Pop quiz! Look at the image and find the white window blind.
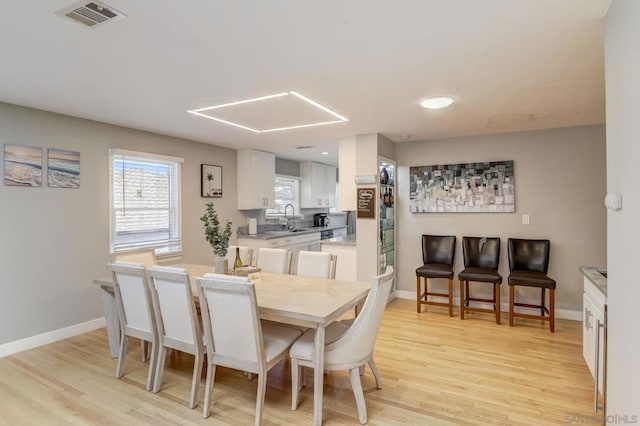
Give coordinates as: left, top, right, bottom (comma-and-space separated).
266, 175, 300, 217
109, 149, 183, 255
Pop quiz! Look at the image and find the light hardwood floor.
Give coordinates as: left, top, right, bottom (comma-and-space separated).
0, 299, 597, 425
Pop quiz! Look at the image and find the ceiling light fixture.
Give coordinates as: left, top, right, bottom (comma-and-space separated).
321, 151, 329, 155
187, 91, 348, 133
420, 96, 455, 110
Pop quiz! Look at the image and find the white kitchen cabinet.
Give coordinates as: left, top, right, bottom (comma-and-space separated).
237, 149, 275, 210
300, 161, 336, 208
583, 277, 605, 396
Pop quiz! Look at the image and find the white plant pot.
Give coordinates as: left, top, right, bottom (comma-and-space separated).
215, 257, 228, 275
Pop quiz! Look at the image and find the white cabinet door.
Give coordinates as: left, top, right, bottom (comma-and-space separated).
237, 150, 275, 210
323, 165, 336, 207
300, 161, 324, 208
583, 279, 605, 395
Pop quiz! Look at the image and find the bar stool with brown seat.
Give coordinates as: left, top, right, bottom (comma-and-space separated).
415, 235, 456, 316
507, 238, 556, 332
459, 237, 502, 324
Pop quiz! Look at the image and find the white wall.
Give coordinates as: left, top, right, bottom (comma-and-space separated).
605, 0, 640, 416
395, 125, 606, 315
0, 103, 243, 345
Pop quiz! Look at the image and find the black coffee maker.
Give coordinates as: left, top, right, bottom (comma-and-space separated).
313, 213, 330, 227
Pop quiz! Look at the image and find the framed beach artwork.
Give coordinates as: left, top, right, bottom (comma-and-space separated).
4, 144, 43, 187
409, 160, 515, 213
48, 148, 80, 188
201, 164, 222, 197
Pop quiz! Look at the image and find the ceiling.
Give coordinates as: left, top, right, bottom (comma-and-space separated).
0, 1, 611, 166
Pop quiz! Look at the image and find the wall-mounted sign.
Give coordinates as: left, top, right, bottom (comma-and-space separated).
357, 187, 376, 218
354, 174, 377, 185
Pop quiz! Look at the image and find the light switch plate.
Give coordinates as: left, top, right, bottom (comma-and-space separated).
522, 214, 530, 225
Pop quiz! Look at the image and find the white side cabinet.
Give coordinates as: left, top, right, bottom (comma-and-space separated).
237, 149, 275, 210
300, 161, 336, 208
583, 277, 605, 395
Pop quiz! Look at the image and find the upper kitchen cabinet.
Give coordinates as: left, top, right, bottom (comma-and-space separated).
237, 149, 275, 210
300, 161, 336, 208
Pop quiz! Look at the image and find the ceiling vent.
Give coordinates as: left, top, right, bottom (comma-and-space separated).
55, 1, 126, 28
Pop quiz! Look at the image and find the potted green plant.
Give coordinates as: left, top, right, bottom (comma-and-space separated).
200, 202, 233, 274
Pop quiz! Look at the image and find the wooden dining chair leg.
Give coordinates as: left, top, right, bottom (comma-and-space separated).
116, 334, 127, 379
509, 286, 515, 327
153, 346, 168, 393
368, 358, 382, 389
145, 339, 158, 391
448, 278, 453, 317
550, 289, 555, 333
495, 284, 501, 325
255, 373, 267, 426
416, 276, 421, 313
202, 364, 216, 418
459, 280, 465, 320
189, 351, 204, 409
349, 367, 368, 424
541, 288, 546, 316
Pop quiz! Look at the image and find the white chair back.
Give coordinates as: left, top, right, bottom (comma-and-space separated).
148, 266, 200, 346
296, 250, 335, 278
325, 266, 394, 363
226, 246, 253, 267
110, 262, 155, 334
112, 249, 157, 268
256, 248, 292, 274
198, 273, 263, 367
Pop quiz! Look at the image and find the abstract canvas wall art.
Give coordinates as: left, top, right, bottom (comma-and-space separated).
48, 149, 80, 188
409, 161, 515, 213
4, 144, 43, 187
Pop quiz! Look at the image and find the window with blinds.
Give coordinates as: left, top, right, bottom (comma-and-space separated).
109, 149, 183, 255
266, 175, 300, 217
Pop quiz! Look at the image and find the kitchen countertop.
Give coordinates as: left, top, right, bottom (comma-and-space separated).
580, 266, 607, 297
321, 234, 356, 246
239, 225, 348, 240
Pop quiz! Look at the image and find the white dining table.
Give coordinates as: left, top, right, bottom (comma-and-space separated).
93, 263, 370, 426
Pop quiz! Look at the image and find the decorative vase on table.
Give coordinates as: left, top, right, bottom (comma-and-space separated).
201, 202, 233, 275
215, 256, 229, 275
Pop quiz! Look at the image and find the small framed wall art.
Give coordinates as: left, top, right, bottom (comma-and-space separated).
201, 164, 222, 198
48, 148, 80, 189
4, 144, 43, 187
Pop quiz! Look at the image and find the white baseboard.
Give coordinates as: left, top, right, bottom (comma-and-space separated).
394, 290, 582, 321
0, 317, 106, 359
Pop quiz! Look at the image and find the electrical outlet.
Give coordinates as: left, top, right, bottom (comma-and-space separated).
522, 214, 530, 225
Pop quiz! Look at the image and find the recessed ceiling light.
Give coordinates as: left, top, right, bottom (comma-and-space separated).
420, 96, 455, 110
187, 91, 348, 133
400, 134, 411, 140
321, 151, 329, 155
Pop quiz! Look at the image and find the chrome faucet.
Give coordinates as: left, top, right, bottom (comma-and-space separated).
284, 203, 295, 230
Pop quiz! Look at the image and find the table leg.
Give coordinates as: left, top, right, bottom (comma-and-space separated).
313, 325, 326, 426
99, 286, 120, 358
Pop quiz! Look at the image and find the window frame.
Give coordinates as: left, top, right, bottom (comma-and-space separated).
265, 174, 301, 219
108, 149, 184, 257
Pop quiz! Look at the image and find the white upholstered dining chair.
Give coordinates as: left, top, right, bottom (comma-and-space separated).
147, 266, 205, 409
197, 273, 302, 425
289, 266, 394, 424
256, 248, 292, 274
296, 250, 337, 279
108, 262, 158, 391
226, 245, 253, 267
